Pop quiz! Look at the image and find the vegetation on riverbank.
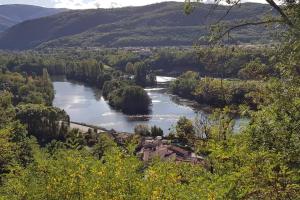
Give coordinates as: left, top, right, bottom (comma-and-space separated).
0, 44, 274, 78
0, 1, 299, 198
0, 27, 299, 199
170, 71, 266, 109
0, 53, 153, 114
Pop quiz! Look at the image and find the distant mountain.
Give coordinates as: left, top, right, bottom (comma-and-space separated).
0, 2, 275, 50
0, 4, 67, 32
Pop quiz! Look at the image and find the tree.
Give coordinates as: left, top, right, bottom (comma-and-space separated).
134, 62, 147, 87
170, 71, 200, 98
103, 80, 151, 114
121, 86, 151, 114
134, 124, 150, 136
150, 126, 163, 137
0, 122, 33, 175
194, 113, 211, 139
16, 104, 68, 144
175, 117, 195, 143
93, 134, 116, 160
0, 127, 18, 174
184, 0, 299, 43
0, 91, 15, 128
238, 58, 273, 80
125, 62, 135, 74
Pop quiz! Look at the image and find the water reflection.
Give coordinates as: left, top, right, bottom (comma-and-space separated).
53, 77, 248, 134
53, 78, 200, 133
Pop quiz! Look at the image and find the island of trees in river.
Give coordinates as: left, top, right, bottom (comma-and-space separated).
0, 1, 299, 199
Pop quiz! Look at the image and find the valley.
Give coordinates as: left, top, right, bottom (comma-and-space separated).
0, 1, 299, 199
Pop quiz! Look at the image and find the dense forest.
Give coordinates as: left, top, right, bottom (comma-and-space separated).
0, 1, 299, 200
0, 45, 274, 77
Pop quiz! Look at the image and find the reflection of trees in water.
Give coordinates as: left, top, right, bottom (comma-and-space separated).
169, 94, 206, 112
52, 75, 103, 101
50, 75, 67, 82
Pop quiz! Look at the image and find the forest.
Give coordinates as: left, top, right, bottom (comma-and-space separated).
0, 1, 299, 200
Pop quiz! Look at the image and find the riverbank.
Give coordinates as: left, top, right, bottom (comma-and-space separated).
53, 77, 248, 135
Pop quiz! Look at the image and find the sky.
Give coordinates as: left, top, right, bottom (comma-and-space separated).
0, 0, 266, 9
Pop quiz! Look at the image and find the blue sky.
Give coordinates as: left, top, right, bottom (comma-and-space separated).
0, 0, 266, 9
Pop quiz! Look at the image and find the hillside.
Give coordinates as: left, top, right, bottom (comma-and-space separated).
0, 2, 275, 50
0, 4, 66, 32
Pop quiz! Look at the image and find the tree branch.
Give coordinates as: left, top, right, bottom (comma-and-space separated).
213, 19, 284, 42
265, 0, 294, 27
215, 3, 239, 25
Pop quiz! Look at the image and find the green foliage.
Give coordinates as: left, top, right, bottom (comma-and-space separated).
134, 124, 150, 137
0, 146, 143, 200
103, 80, 151, 114
176, 117, 195, 143
0, 46, 273, 81
92, 134, 117, 160
0, 122, 34, 175
0, 91, 15, 127
238, 58, 274, 80
171, 72, 266, 108
16, 104, 68, 144
0, 4, 299, 198
247, 96, 300, 165
134, 125, 164, 137
150, 126, 164, 137
170, 71, 200, 98
0, 70, 54, 105
65, 59, 111, 87
133, 62, 147, 87
121, 86, 151, 114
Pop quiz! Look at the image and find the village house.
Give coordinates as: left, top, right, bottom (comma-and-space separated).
138, 137, 204, 164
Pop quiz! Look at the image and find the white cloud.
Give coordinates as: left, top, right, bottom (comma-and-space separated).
54, 0, 268, 9
0, 0, 268, 9
53, 0, 185, 9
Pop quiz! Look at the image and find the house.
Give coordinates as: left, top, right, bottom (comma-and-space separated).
138, 137, 204, 164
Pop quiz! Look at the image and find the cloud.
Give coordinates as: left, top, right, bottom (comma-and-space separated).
54, 0, 98, 9
0, 0, 55, 7
53, 0, 184, 9
0, 0, 267, 9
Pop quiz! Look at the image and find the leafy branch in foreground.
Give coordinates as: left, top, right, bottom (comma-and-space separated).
184, 0, 299, 42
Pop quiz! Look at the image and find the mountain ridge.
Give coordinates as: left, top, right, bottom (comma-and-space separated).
0, 2, 275, 50
0, 4, 67, 32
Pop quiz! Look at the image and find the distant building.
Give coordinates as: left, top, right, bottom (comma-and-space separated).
138, 137, 204, 164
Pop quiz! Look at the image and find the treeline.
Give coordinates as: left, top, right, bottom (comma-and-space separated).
0, 46, 275, 81
170, 71, 266, 109
2, 54, 114, 88
102, 47, 275, 78
0, 67, 54, 106
0, 52, 152, 114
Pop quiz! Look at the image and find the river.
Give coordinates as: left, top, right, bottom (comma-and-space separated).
53, 76, 248, 134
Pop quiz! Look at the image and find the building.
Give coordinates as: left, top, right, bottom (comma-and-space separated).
138, 137, 204, 164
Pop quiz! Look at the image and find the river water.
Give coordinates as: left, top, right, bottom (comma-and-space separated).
53, 76, 248, 134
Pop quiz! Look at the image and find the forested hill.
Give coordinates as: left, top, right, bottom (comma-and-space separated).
0, 4, 66, 32
0, 2, 274, 50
